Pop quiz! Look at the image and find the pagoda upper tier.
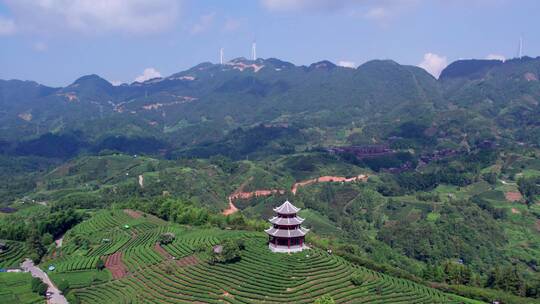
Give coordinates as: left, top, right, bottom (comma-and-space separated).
273, 200, 300, 215
269, 215, 305, 226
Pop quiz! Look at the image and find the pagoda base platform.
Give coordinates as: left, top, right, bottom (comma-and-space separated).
268, 243, 309, 253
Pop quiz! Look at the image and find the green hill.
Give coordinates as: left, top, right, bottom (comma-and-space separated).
47, 209, 477, 304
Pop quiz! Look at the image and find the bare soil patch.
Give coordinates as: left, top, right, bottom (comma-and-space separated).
511, 208, 521, 214
154, 243, 174, 259
505, 192, 523, 202
124, 209, 143, 218
154, 244, 199, 267
176, 255, 199, 267
105, 252, 128, 279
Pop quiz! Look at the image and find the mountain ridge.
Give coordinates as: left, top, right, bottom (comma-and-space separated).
0, 56, 539, 159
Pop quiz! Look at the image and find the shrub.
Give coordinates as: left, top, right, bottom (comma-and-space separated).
66, 292, 81, 304
314, 294, 335, 304
416, 192, 440, 202
350, 273, 363, 286
57, 279, 70, 293
164, 262, 174, 275
235, 239, 246, 250
193, 243, 208, 253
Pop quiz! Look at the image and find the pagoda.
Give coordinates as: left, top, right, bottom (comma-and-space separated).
265, 200, 309, 253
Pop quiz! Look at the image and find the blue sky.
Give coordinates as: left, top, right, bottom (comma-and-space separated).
0, 0, 538, 86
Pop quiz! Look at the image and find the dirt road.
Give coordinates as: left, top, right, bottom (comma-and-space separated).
21, 259, 68, 304
224, 174, 369, 215
55, 235, 64, 248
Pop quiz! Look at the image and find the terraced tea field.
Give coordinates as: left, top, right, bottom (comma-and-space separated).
0, 272, 43, 303
0, 240, 29, 269
44, 209, 478, 303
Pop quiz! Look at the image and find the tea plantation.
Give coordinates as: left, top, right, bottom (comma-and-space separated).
0, 273, 43, 303
0, 240, 30, 269
40, 210, 480, 303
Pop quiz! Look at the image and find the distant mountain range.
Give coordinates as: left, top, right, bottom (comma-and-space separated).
1, 56, 539, 159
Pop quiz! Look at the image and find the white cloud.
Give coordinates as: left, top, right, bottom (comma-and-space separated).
337, 60, 356, 68
111, 80, 125, 86
4, 0, 180, 35
418, 52, 448, 78
134, 68, 162, 83
223, 18, 241, 32
261, 0, 418, 18
485, 54, 505, 62
0, 16, 16, 35
190, 12, 216, 35
364, 7, 390, 20
260, 0, 353, 12
33, 42, 48, 52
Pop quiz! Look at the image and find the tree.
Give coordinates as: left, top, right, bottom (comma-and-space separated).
443, 261, 472, 285
42, 233, 54, 246
222, 240, 241, 262
31, 277, 48, 296
26, 229, 46, 262
486, 266, 526, 296
159, 232, 175, 245
96, 259, 105, 271
482, 172, 498, 185
210, 239, 241, 264
314, 295, 335, 304
517, 177, 540, 208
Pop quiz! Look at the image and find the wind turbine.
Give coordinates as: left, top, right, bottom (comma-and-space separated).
518, 36, 523, 59
251, 41, 257, 61
220, 48, 224, 64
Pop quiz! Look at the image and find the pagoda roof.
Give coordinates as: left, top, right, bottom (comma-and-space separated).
269, 216, 304, 226
273, 200, 300, 214
265, 227, 309, 238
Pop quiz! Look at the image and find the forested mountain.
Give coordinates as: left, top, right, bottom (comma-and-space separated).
1, 56, 539, 161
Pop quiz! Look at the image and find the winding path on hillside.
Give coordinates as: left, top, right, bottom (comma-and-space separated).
21, 259, 68, 304
222, 202, 239, 216
223, 174, 368, 215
